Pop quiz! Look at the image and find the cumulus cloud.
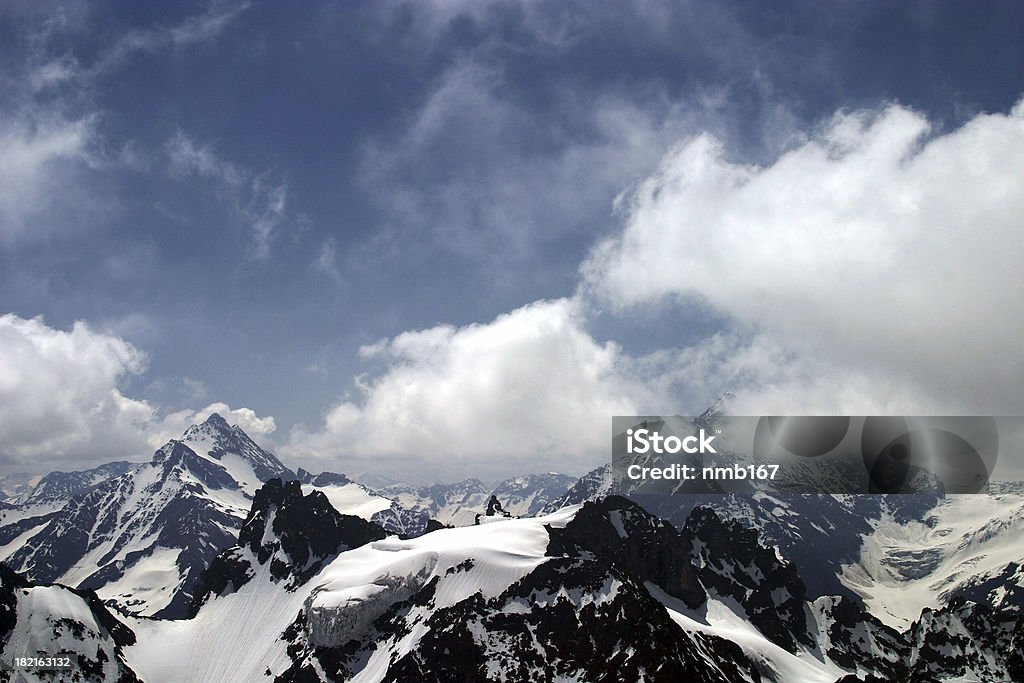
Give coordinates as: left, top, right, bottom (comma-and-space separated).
289, 99, 1024, 481
165, 131, 289, 260
0, 314, 276, 470
284, 299, 651, 479
0, 314, 151, 463
582, 100, 1024, 413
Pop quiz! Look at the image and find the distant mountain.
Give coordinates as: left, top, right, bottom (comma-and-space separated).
540, 464, 612, 513
293, 468, 425, 537
377, 477, 491, 527
488, 472, 577, 516
0, 473, 43, 503
0, 461, 141, 573
19, 461, 138, 508
378, 472, 575, 527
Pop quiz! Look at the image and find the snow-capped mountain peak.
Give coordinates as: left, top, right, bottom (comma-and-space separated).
1, 416, 298, 618
180, 412, 294, 483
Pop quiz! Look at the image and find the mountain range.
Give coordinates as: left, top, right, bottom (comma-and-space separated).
1, 414, 1022, 681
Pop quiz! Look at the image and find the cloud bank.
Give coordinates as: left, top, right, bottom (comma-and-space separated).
0, 314, 275, 469
583, 100, 1024, 414
285, 299, 650, 478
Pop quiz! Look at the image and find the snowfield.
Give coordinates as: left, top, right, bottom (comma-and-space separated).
841, 491, 1024, 629
301, 482, 393, 521
123, 507, 579, 682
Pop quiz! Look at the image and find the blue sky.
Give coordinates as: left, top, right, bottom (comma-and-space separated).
2, 1, 1022, 482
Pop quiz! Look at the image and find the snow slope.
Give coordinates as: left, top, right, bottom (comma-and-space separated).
653, 585, 845, 683
123, 507, 578, 682
301, 482, 393, 521
841, 490, 1024, 629
0, 565, 140, 681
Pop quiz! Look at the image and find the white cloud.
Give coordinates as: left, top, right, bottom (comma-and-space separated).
0, 314, 151, 463
165, 131, 288, 260
654, 332, 944, 416
582, 100, 1024, 413
87, 2, 251, 80
0, 314, 276, 470
0, 112, 99, 244
284, 298, 651, 479
297, 98, 1024, 480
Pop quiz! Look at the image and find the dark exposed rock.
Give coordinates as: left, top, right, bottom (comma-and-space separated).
0, 562, 28, 637
277, 557, 760, 683
681, 505, 812, 652
191, 479, 388, 613
294, 469, 351, 487
812, 595, 908, 680
371, 503, 433, 537
0, 509, 61, 547
908, 597, 1024, 682
636, 493, 880, 601
547, 495, 706, 609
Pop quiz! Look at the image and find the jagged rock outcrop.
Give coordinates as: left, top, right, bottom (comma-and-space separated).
681, 505, 812, 652
191, 478, 388, 612
547, 495, 706, 609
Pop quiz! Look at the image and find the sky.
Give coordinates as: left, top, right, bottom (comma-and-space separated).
1, 0, 1022, 483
